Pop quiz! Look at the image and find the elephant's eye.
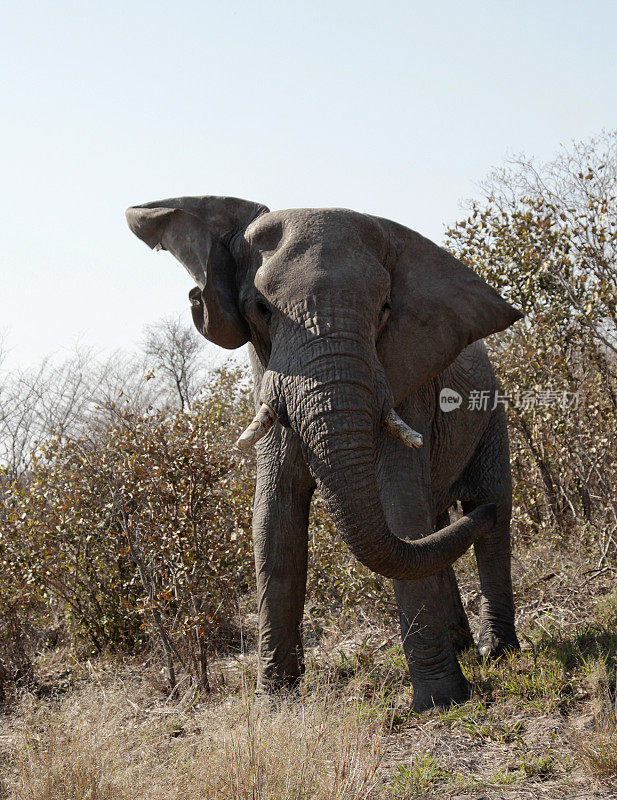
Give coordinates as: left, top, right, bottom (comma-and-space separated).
379, 300, 392, 325
255, 299, 272, 324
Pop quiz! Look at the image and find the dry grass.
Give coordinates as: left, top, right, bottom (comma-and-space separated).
1, 631, 616, 800
1, 537, 617, 799
0, 668, 389, 800
573, 659, 617, 782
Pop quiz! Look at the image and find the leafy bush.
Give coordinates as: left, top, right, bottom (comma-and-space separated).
1, 362, 392, 692
6, 367, 255, 690
0, 472, 41, 695
445, 132, 617, 550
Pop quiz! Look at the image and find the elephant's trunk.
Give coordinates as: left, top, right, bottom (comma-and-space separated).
263, 316, 495, 581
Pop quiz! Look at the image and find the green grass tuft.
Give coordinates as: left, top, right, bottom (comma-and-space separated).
390, 754, 449, 796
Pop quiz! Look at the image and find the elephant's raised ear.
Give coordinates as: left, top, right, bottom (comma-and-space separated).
375, 217, 523, 404
126, 196, 269, 349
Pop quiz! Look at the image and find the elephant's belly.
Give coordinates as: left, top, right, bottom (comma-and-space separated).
429, 343, 498, 507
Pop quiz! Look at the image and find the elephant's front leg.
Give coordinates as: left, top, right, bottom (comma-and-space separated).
394, 575, 471, 711
252, 424, 315, 692
377, 414, 470, 711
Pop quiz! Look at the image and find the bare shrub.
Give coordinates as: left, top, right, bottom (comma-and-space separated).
142, 316, 207, 412
0, 345, 158, 473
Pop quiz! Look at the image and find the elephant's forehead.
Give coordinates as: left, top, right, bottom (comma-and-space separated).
247, 209, 389, 303
247, 208, 390, 300
245, 208, 387, 257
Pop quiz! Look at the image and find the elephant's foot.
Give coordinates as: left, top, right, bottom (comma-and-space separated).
450, 620, 475, 655
256, 643, 305, 696
476, 626, 520, 659
411, 674, 472, 713
255, 672, 303, 697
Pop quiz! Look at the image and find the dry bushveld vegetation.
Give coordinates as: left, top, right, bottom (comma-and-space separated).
1, 133, 617, 798
2, 586, 617, 800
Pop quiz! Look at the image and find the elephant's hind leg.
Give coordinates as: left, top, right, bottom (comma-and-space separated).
459, 409, 520, 658
435, 512, 474, 655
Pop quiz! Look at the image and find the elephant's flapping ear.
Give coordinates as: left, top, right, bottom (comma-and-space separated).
375, 217, 523, 404
126, 196, 269, 349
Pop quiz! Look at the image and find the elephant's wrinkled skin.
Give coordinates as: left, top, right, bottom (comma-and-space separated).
126, 197, 522, 710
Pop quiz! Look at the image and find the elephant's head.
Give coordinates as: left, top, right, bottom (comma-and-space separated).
126, 196, 522, 581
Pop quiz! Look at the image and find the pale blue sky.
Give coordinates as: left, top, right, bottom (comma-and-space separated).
2, 0, 616, 368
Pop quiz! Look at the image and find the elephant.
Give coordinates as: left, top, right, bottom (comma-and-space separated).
126, 196, 522, 710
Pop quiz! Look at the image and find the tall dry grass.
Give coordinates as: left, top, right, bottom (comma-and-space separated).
573, 659, 617, 781
2, 672, 389, 800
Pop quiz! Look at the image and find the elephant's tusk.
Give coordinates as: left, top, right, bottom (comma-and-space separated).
235, 404, 277, 451
383, 409, 423, 449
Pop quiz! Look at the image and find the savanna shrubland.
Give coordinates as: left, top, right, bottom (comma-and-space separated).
0, 133, 616, 796
445, 131, 617, 551
4, 368, 255, 685
0, 359, 382, 695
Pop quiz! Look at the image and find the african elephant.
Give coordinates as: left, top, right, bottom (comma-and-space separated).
126, 196, 522, 710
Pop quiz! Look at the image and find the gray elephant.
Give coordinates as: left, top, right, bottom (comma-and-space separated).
126, 196, 522, 710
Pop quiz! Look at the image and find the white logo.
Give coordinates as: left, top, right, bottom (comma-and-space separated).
440, 388, 462, 412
